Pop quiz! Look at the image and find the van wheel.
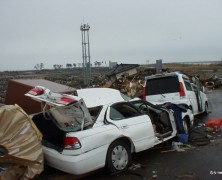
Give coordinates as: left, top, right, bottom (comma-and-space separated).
204, 103, 208, 114
183, 118, 189, 134
106, 140, 131, 173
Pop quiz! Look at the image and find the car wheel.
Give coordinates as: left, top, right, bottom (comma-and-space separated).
106, 140, 131, 173
204, 103, 208, 114
183, 118, 189, 134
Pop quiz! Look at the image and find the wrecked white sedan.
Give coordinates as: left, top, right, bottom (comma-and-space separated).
25, 87, 193, 175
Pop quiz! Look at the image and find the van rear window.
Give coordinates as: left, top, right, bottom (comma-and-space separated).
145, 76, 180, 95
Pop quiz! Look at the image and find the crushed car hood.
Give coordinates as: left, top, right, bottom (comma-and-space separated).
76, 88, 125, 108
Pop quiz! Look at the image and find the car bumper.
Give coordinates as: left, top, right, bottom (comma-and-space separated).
43, 145, 108, 175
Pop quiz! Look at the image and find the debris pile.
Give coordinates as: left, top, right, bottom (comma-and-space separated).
110, 74, 145, 98
205, 118, 222, 132
202, 75, 222, 90
161, 142, 195, 153
0, 105, 43, 180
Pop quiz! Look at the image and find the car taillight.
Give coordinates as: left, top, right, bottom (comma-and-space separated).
143, 87, 146, 100
64, 137, 81, 150
28, 87, 44, 96
57, 97, 77, 105
179, 82, 185, 97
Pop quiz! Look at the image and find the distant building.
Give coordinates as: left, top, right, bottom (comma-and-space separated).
106, 63, 139, 83
109, 61, 118, 69
5, 79, 75, 114
156, 59, 163, 73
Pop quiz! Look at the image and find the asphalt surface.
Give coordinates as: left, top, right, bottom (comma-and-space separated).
38, 89, 222, 180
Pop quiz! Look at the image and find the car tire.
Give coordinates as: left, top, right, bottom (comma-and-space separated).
204, 103, 208, 114
105, 140, 131, 173
183, 118, 189, 134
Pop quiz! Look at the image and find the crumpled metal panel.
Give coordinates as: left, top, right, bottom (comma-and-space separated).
0, 105, 43, 179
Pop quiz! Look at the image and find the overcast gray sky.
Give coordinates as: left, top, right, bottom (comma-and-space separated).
1, 0, 222, 71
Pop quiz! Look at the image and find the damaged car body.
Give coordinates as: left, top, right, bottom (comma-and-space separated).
143, 72, 208, 116
25, 86, 193, 175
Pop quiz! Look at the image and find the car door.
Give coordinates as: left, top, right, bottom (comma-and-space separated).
106, 102, 156, 152
183, 78, 199, 115
194, 77, 205, 112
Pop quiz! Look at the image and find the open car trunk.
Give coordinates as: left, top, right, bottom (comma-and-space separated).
31, 105, 102, 152
32, 112, 67, 152
25, 86, 94, 151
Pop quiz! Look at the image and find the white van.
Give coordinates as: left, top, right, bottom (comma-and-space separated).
143, 72, 208, 116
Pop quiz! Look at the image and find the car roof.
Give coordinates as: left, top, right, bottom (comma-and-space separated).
145, 72, 189, 80
76, 88, 126, 108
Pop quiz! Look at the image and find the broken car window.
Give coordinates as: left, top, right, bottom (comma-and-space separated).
110, 102, 141, 120
184, 79, 192, 91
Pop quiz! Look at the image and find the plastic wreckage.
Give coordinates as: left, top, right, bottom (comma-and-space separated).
0, 105, 43, 180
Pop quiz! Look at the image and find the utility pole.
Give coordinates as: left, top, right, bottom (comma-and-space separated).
80, 24, 91, 86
